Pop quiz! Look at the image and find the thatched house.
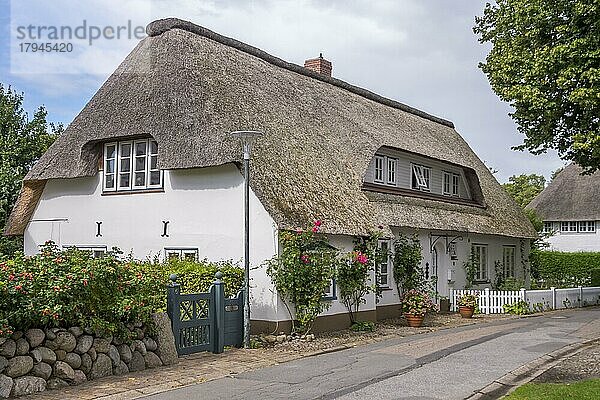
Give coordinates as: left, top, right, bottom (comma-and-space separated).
5, 18, 535, 331
528, 164, 600, 252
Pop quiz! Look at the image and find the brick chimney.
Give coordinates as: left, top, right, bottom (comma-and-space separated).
304, 53, 332, 77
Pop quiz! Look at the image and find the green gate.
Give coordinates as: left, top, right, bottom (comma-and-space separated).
167, 272, 244, 355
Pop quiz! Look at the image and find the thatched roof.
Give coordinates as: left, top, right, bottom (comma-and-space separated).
5, 18, 536, 239
527, 163, 600, 221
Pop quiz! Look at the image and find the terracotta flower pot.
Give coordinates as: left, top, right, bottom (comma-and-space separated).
404, 313, 425, 327
459, 306, 475, 318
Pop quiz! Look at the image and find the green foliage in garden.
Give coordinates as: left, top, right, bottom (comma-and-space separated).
502, 300, 530, 315
400, 289, 438, 317
457, 293, 478, 309
530, 249, 600, 288
474, 1, 600, 172
505, 379, 600, 400
392, 234, 424, 293
349, 321, 375, 332
0, 243, 243, 338
0, 85, 60, 257
463, 248, 479, 289
265, 222, 336, 333
151, 258, 243, 298
337, 250, 372, 325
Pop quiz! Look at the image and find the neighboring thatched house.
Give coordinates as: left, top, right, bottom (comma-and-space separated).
5, 18, 535, 332
528, 164, 600, 252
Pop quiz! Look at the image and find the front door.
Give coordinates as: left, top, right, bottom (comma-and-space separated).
433, 243, 449, 299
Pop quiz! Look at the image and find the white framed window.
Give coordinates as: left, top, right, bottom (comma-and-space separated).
63, 245, 107, 258
561, 221, 580, 232
103, 143, 117, 191
323, 279, 336, 299
165, 248, 199, 261
103, 138, 162, 192
374, 156, 384, 183
472, 244, 488, 281
411, 164, 431, 191
377, 241, 390, 287
387, 158, 396, 185
502, 246, 516, 278
542, 222, 554, 233
443, 172, 460, 196
578, 221, 596, 233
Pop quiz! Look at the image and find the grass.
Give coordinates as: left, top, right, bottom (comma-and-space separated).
505, 379, 600, 399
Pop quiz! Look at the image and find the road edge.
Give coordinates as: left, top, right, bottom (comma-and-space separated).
466, 338, 600, 399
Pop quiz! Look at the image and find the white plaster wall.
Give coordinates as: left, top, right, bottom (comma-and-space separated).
542, 226, 600, 252
24, 164, 281, 321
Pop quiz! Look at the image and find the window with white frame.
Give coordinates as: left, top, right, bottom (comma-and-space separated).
443, 172, 460, 196
502, 246, 516, 278
165, 248, 199, 261
323, 279, 336, 299
542, 222, 554, 233
63, 245, 107, 258
411, 164, 431, 191
374, 156, 384, 183
377, 241, 390, 287
578, 221, 596, 232
472, 244, 488, 281
560, 221, 595, 233
103, 139, 162, 192
387, 158, 396, 185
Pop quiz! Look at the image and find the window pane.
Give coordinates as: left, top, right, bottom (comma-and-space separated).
135, 157, 146, 171
105, 175, 114, 188
119, 174, 130, 187
135, 172, 146, 186
150, 140, 158, 154
120, 159, 130, 172
150, 171, 161, 185
106, 159, 115, 173
379, 275, 388, 285
121, 143, 131, 156
135, 141, 147, 156
168, 251, 180, 260
106, 145, 116, 159
150, 155, 158, 170
183, 252, 196, 261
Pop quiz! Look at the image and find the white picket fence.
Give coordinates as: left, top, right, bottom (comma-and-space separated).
451, 286, 600, 314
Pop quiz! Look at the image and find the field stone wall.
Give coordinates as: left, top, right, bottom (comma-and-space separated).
0, 313, 177, 398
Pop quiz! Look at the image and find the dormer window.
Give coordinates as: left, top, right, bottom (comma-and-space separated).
387, 158, 396, 185
103, 139, 162, 192
411, 164, 431, 191
443, 172, 460, 196
374, 155, 384, 183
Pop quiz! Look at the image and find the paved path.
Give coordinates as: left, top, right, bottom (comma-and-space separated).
143, 307, 600, 400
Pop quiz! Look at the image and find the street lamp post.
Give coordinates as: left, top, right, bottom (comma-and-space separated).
230, 130, 263, 348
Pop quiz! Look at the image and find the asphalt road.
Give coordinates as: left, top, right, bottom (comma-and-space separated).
143, 308, 599, 400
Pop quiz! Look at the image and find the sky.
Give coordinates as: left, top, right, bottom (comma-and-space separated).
0, 0, 567, 183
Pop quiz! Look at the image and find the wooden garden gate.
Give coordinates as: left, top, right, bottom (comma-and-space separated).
167, 272, 243, 355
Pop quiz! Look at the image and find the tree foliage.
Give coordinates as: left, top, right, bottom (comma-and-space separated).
502, 174, 546, 208
0, 85, 60, 256
474, 1, 600, 172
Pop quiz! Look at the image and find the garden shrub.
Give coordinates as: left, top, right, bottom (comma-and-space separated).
265, 221, 336, 333
530, 249, 600, 288
0, 242, 244, 338
392, 234, 425, 293
337, 250, 372, 324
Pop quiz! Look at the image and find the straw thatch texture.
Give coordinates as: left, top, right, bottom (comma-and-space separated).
6, 18, 535, 239
4, 180, 46, 235
527, 163, 600, 221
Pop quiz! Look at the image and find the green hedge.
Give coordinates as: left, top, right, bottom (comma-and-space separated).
0, 243, 243, 338
530, 249, 600, 288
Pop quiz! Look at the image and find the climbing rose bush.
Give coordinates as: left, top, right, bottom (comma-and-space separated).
266, 221, 336, 333
337, 250, 373, 324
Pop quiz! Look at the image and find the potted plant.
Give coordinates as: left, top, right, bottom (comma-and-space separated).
400, 289, 438, 327
457, 293, 478, 318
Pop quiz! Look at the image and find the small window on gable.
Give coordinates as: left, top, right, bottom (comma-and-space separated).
411, 164, 431, 191
374, 156, 384, 183
443, 172, 460, 197
103, 139, 162, 193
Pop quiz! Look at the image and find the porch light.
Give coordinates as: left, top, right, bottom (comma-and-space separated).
230, 130, 263, 349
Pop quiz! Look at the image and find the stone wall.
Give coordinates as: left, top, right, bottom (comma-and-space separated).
0, 313, 177, 398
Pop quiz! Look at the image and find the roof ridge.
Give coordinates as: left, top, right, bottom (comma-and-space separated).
146, 18, 455, 129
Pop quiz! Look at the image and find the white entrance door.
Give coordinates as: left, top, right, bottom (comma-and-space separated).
433, 243, 449, 298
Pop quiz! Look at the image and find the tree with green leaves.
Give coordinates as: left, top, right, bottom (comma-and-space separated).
0, 84, 60, 257
474, 1, 600, 173
502, 174, 546, 208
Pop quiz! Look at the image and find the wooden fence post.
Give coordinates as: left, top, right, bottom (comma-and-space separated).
166, 274, 181, 353
484, 288, 490, 314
